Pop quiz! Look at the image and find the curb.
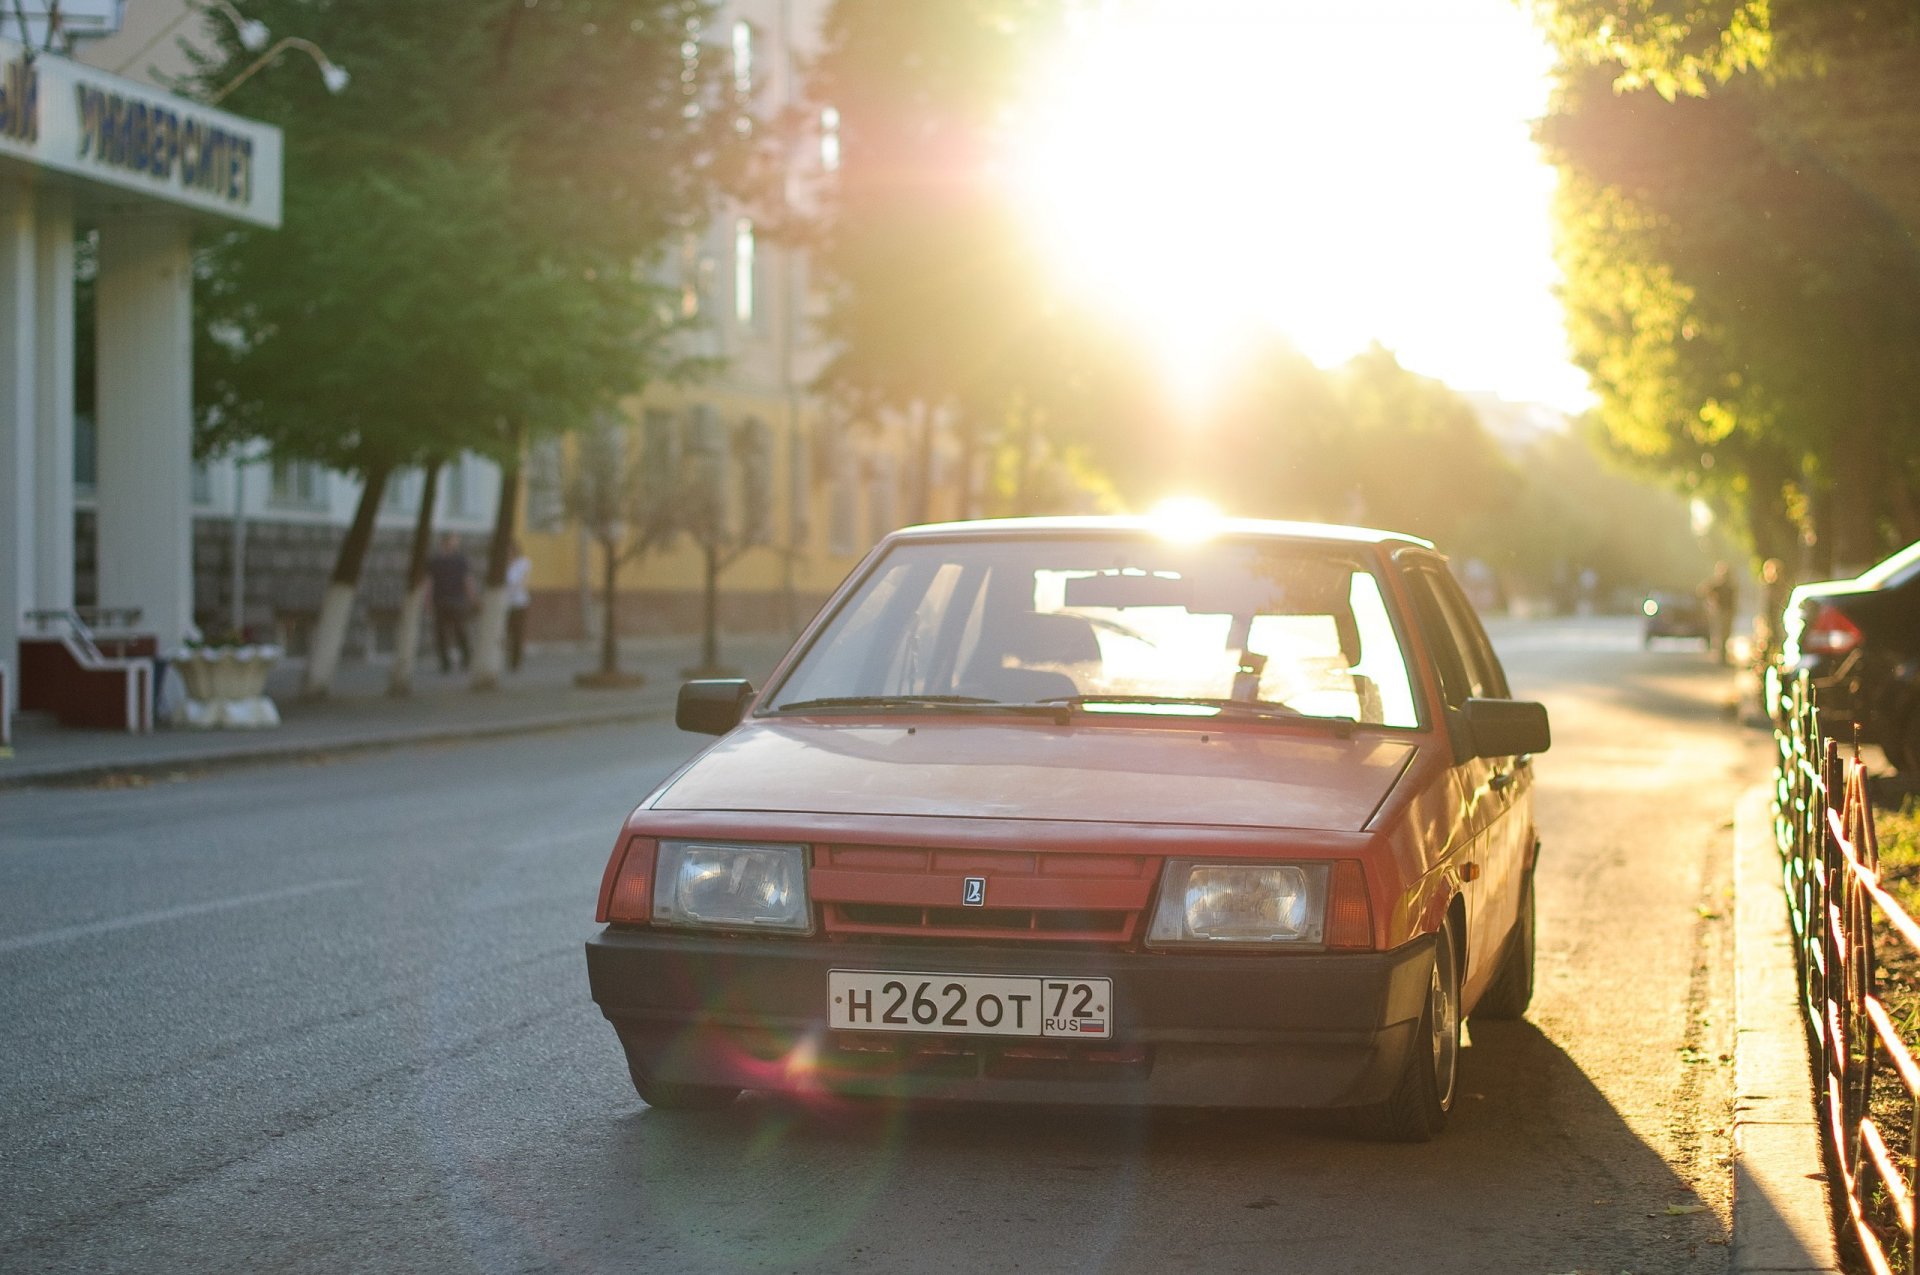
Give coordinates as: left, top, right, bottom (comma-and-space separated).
0, 703, 673, 790
1733, 784, 1843, 1273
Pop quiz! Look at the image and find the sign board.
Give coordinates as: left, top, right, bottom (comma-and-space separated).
0, 35, 281, 227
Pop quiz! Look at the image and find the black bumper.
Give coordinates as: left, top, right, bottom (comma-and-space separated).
585, 929, 1436, 1108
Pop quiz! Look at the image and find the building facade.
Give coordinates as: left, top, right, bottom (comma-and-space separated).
1, 19, 282, 711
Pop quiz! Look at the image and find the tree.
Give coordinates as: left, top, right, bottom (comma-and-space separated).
1536, 0, 1920, 570
562, 414, 678, 684
801, 0, 1089, 520
679, 409, 773, 675
191, 0, 739, 694
1539, 56, 1920, 570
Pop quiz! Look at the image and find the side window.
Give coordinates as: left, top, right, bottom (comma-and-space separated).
1405, 567, 1478, 708
1434, 567, 1511, 699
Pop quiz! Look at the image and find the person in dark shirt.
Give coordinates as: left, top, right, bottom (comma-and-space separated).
427, 533, 473, 673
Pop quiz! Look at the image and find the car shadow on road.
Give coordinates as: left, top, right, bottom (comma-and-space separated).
575, 1020, 1727, 1274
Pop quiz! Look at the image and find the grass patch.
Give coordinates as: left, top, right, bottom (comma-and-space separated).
1854, 796, 1920, 1270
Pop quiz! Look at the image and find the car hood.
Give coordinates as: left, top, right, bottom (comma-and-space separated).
651, 718, 1417, 832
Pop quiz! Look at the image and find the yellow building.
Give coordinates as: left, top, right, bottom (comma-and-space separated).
517, 0, 964, 647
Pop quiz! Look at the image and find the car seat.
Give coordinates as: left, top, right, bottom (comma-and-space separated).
960, 611, 1102, 702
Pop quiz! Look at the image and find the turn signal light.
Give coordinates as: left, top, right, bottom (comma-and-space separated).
1325, 860, 1373, 949
598, 837, 657, 924
1802, 605, 1863, 656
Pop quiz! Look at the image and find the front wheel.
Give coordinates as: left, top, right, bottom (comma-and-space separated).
1357, 917, 1459, 1142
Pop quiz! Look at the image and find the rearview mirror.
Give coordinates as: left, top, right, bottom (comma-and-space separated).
676, 679, 755, 735
1461, 698, 1551, 759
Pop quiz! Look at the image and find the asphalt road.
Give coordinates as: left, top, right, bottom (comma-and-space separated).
0, 617, 1774, 1274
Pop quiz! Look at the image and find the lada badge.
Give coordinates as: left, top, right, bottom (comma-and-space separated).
962, 876, 986, 907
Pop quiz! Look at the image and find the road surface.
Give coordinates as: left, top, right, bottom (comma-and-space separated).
0, 617, 1774, 1273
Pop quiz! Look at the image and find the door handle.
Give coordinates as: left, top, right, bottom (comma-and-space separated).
1489, 770, 1515, 793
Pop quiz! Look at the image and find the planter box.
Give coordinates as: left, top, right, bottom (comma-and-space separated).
172, 646, 283, 729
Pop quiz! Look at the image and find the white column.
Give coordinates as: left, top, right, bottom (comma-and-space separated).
95, 215, 195, 649
34, 190, 75, 613
0, 180, 36, 715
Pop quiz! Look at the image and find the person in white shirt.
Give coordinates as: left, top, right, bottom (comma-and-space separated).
505, 541, 533, 673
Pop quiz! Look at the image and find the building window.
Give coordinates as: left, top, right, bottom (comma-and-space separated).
820, 106, 841, 172
74, 413, 97, 496
736, 416, 773, 546
788, 420, 811, 547
269, 460, 328, 509
442, 455, 469, 519
734, 218, 756, 327
525, 437, 565, 531
732, 19, 753, 93
192, 461, 214, 506
381, 468, 419, 515
829, 443, 859, 558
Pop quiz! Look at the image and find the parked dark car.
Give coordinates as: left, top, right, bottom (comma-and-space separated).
586, 515, 1550, 1141
1777, 540, 1920, 772
1641, 590, 1709, 647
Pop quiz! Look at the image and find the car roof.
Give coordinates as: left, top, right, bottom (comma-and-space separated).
885, 515, 1436, 550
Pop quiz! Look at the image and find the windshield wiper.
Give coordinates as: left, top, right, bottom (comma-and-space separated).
771, 695, 1068, 719
1037, 695, 1358, 734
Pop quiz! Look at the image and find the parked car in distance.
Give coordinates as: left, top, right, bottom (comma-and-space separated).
586, 516, 1551, 1141
1776, 539, 1920, 773
1641, 590, 1709, 647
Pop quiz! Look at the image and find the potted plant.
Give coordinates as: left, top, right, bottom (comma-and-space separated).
171, 629, 284, 729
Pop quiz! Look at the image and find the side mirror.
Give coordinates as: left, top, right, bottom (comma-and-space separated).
676, 679, 755, 735
1460, 698, 1551, 760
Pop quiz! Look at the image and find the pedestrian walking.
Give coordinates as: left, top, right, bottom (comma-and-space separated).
428, 533, 474, 673
1699, 560, 1738, 664
505, 540, 532, 673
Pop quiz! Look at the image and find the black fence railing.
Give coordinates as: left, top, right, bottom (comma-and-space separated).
1775, 671, 1920, 1273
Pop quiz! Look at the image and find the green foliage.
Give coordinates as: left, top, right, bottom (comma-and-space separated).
1531, 0, 1771, 98
1538, 5, 1920, 570
191, 0, 739, 475
804, 0, 1098, 511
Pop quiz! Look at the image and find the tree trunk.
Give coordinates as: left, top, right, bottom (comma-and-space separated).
955, 410, 978, 520
599, 535, 620, 676
302, 462, 392, 699
470, 434, 524, 690
912, 400, 933, 524
702, 541, 721, 672
387, 462, 442, 697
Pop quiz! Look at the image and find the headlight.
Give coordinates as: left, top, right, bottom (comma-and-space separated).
652, 841, 813, 933
1147, 860, 1329, 947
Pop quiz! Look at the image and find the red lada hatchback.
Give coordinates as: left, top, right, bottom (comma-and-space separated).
586, 516, 1548, 1140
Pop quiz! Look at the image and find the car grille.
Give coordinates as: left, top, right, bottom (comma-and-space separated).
812, 844, 1157, 944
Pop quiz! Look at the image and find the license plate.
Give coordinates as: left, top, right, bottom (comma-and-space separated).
828, 970, 1112, 1040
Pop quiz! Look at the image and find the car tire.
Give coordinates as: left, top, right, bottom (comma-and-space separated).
1473, 872, 1535, 1021
1357, 916, 1459, 1142
622, 1053, 740, 1111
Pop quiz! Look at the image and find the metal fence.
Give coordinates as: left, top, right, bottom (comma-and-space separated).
1775, 671, 1920, 1273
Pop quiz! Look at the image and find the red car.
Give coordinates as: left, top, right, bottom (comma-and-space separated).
586, 516, 1549, 1140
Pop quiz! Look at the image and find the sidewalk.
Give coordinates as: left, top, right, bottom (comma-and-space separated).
0, 634, 792, 788
1733, 783, 1842, 1273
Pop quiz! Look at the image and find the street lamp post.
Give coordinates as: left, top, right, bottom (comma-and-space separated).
210, 35, 348, 103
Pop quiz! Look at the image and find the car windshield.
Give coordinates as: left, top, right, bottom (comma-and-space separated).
768, 534, 1421, 727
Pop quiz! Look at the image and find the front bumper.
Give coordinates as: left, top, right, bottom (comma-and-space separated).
585, 928, 1436, 1108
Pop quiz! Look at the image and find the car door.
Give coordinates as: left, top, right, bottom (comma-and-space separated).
1399, 556, 1523, 1009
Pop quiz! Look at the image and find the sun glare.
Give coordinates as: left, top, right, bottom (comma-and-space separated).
1148, 495, 1225, 541
1004, 0, 1581, 411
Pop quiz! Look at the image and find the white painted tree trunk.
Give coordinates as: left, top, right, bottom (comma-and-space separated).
301, 581, 357, 698
469, 586, 509, 690
386, 579, 429, 696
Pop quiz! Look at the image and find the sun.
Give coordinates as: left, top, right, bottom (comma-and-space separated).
1001, 0, 1579, 411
